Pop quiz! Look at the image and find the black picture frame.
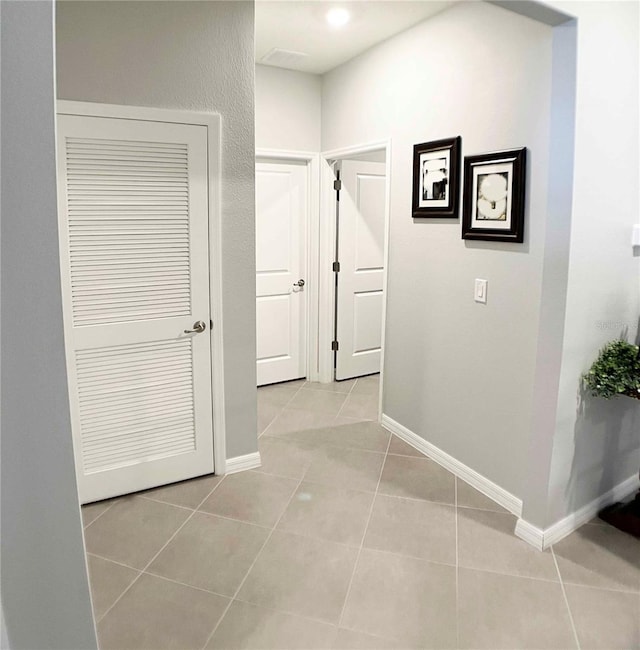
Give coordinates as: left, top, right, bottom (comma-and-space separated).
461, 148, 527, 243
412, 136, 461, 219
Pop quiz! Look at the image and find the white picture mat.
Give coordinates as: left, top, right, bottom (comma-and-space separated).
471, 161, 514, 230
419, 149, 450, 208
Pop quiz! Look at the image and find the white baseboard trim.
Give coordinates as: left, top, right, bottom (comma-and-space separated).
516, 472, 640, 549
224, 451, 262, 475
514, 518, 545, 550
380, 414, 523, 517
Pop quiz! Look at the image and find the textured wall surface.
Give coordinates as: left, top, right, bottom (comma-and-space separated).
56, 0, 258, 459
256, 64, 322, 152
1, 1, 96, 647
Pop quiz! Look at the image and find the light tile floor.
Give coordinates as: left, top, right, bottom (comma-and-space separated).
83, 376, 640, 650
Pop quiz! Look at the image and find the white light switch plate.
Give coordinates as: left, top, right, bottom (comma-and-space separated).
475, 279, 487, 304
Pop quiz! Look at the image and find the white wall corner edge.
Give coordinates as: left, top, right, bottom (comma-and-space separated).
380, 414, 523, 517
224, 451, 262, 475
516, 472, 640, 550
514, 518, 545, 550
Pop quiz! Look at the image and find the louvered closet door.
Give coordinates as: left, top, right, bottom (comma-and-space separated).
57, 114, 214, 504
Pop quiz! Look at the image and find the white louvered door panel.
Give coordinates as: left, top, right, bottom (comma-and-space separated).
57, 114, 214, 503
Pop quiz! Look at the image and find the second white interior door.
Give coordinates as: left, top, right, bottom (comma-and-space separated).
255, 159, 307, 386
335, 159, 386, 380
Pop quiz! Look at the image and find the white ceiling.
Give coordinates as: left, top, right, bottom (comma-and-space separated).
255, 1, 458, 75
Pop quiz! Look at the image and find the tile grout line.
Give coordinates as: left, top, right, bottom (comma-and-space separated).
86, 551, 141, 572
199, 471, 308, 650
336, 427, 393, 629
261, 434, 388, 456
135, 493, 199, 512
95, 570, 144, 625
152, 501, 275, 533
231, 595, 342, 631
257, 411, 280, 439
437, 561, 572, 587
93, 475, 228, 625
334, 377, 372, 420
335, 376, 380, 420
83, 498, 118, 531
141, 570, 233, 600
550, 580, 640, 596
333, 391, 351, 420
551, 545, 581, 650
334, 375, 367, 419
258, 381, 307, 438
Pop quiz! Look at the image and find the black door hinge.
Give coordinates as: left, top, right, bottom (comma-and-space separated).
332, 261, 340, 272
331, 340, 339, 351
210, 320, 213, 330
333, 179, 342, 192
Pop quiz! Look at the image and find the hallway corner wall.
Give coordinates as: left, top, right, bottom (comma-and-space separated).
1, 1, 96, 646
541, 0, 640, 528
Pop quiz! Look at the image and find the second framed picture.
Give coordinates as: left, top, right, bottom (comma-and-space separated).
462, 147, 527, 242
412, 136, 461, 219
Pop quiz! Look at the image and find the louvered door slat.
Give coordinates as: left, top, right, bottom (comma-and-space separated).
77, 384, 194, 408
78, 390, 194, 415
66, 133, 191, 328
74, 337, 196, 473
82, 412, 195, 440
81, 405, 195, 433
57, 111, 214, 503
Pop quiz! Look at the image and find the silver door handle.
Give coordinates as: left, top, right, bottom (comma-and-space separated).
184, 320, 206, 334
293, 279, 305, 287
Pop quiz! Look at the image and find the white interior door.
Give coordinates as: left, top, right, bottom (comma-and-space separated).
57, 113, 214, 504
255, 160, 307, 386
335, 160, 386, 380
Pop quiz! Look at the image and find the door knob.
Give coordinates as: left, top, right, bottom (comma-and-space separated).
293, 279, 305, 287
184, 320, 206, 334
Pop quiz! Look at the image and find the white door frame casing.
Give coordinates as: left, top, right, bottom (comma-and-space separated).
55, 100, 228, 474
320, 140, 392, 418
255, 149, 321, 382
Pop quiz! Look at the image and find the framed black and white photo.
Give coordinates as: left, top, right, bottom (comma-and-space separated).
462, 148, 526, 242
412, 136, 461, 219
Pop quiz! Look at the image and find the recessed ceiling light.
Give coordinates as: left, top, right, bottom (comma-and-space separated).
326, 7, 350, 28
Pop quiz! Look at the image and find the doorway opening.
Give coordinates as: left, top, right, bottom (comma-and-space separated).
321, 142, 391, 420
255, 141, 389, 436
254, 150, 320, 387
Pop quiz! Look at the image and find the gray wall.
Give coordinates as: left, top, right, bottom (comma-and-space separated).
56, 0, 258, 459
0, 1, 96, 647
256, 65, 322, 152
1, 601, 9, 649
322, 1, 553, 499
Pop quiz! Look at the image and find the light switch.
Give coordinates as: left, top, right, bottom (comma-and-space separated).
475, 279, 487, 304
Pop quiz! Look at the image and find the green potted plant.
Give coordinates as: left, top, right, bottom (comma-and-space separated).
584, 339, 640, 400
584, 339, 640, 537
